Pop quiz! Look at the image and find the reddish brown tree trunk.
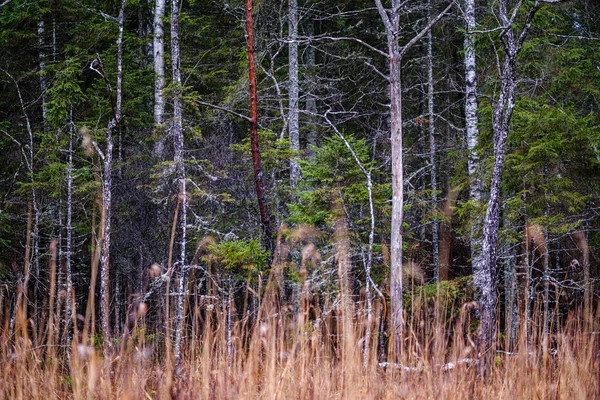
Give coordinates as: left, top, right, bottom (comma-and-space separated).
245, 0, 273, 252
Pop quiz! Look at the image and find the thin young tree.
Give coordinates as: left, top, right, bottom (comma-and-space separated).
373, 0, 454, 354
153, 0, 165, 128
288, 0, 301, 187
246, 0, 273, 252
172, 0, 188, 371
93, 0, 127, 345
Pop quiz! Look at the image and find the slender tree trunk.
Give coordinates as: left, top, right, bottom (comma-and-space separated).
246, 0, 273, 252
374, 0, 453, 356
65, 108, 74, 363
477, 0, 546, 370
38, 20, 48, 136
100, 0, 127, 345
6, 72, 39, 337
172, 0, 188, 372
288, 0, 301, 187
464, 0, 485, 287
153, 0, 165, 127
427, 1, 439, 281
304, 19, 318, 153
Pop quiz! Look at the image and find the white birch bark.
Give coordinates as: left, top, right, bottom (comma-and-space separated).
153, 0, 165, 127
427, 1, 439, 281
172, 0, 188, 371
477, 0, 555, 366
100, 0, 126, 344
65, 108, 74, 364
463, 0, 487, 311
288, 0, 301, 187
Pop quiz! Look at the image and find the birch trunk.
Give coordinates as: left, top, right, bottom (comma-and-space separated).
38, 20, 48, 135
153, 0, 165, 127
172, 0, 188, 372
288, 0, 301, 187
100, 0, 126, 344
427, 2, 439, 281
65, 109, 74, 363
464, 0, 485, 286
477, 0, 548, 368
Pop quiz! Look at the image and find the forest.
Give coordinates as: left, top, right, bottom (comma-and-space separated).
0, 0, 599, 398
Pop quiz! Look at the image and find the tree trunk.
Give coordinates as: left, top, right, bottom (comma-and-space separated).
477, 0, 545, 370
172, 0, 188, 372
246, 0, 273, 252
427, 1, 439, 281
38, 20, 48, 135
100, 0, 127, 345
464, 0, 485, 287
288, 0, 301, 187
374, 0, 453, 356
65, 108, 74, 363
153, 0, 165, 127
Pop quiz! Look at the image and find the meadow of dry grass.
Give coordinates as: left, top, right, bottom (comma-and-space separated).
0, 288, 598, 400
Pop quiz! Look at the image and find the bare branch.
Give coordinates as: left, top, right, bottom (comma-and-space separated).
399, 1, 456, 59
298, 36, 388, 58
195, 100, 255, 124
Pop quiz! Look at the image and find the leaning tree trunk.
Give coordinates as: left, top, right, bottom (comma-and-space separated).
246, 0, 273, 252
172, 0, 188, 372
477, 0, 551, 370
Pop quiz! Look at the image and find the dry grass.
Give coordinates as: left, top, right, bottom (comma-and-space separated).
0, 289, 598, 399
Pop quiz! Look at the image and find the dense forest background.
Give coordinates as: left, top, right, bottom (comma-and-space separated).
0, 0, 599, 396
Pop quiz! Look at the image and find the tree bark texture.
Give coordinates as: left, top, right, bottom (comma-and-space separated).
464, 0, 485, 284
427, 0, 439, 281
288, 0, 301, 187
477, 0, 546, 368
246, 0, 273, 252
100, 0, 126, 343
153, 0, 165, 127
374, 0, 453, 356
172, 0, 188, 372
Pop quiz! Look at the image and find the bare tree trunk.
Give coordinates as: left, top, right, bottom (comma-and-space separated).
172, 0, 188, 372
477, 0, 549, 368
38, 20, 48, 136
153, 0, 165, 127
427, 1, 439, 281
99, 0, 127, 346
35, 20, 46, 329
246, 0, 273, 252
288, 0, 301, 187
65, 108, 75, 364
5, 72, 39, 338
464, 0, 485, 289
374, 0, 453, 356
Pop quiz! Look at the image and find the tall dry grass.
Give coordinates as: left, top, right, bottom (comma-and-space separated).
0, 282, 598, 399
